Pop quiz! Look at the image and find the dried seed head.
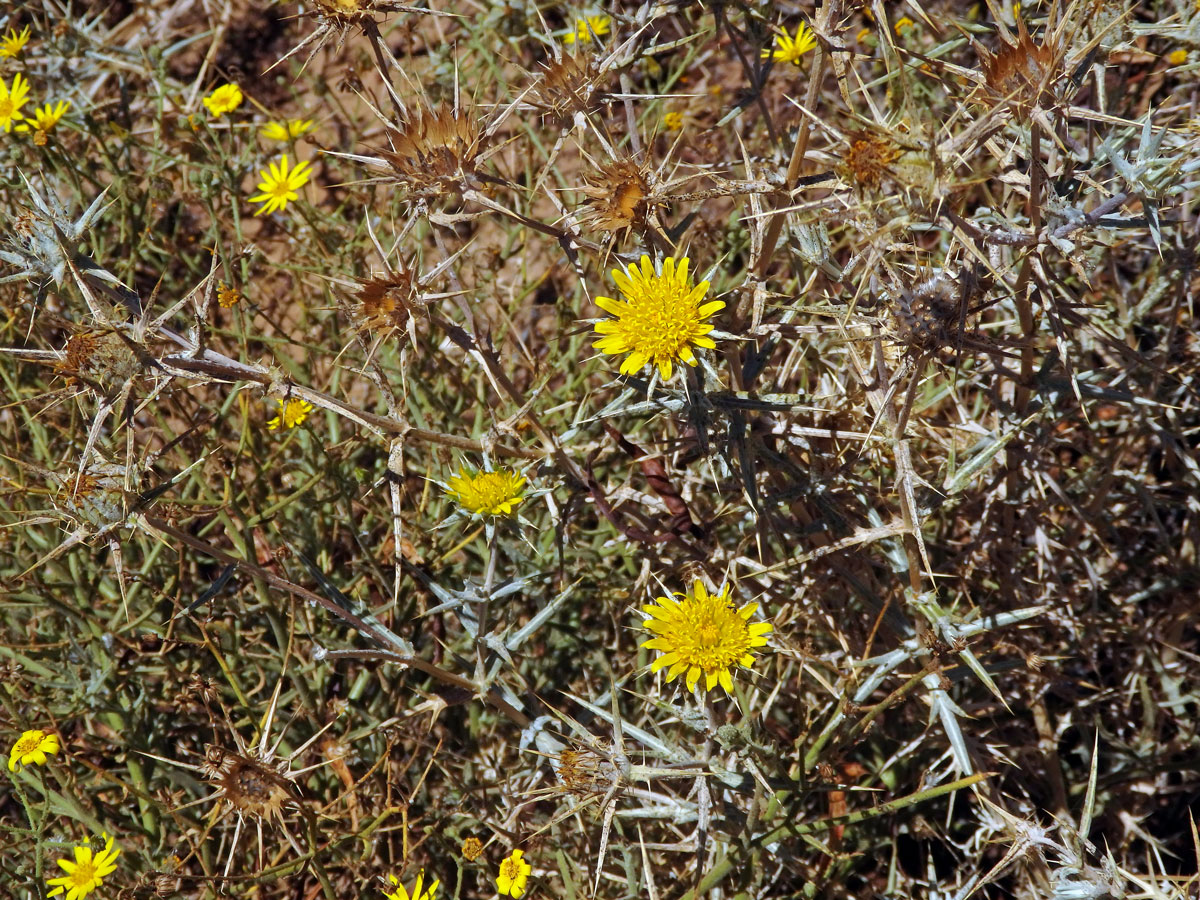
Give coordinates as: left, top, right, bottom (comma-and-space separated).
886, 266, 990, 354
842, 130, 900, 190
578, 158, 652, 235
554, 746, 621, 796
381, 105, 487, 198
59, 465, 128, 530
203, 745, 300, 822
349, 265, 420, 338
56, 329, 141, 393
979, 17, 1060, 117
533, 50, 603, 121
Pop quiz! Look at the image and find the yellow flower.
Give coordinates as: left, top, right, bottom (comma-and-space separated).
261, 118, 315, 141
894, 16, 916, 36
446, 467, 527, 517
0, 72, 31, 132
267, 397, 314, 431
249, 154, 314, 215
1167, 49, 1188, 66
217, 281, 241, 307
0, 24, 31, 58
47, 833, 120, 900
563, 14, 611, 45
641, 580, 773, 694
16, 99, 70, 142
496, 849, 531, 898
9, 729, 60, 771
761, 22, 817, 66
592, 255, 722, 381
202, 83, 243, 118
382, 869, 439, 900
663, 111, 683, 131
856, 26, 873, 44
461, 836, 484, 860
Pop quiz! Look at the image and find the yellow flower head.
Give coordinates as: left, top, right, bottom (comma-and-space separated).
202, 83, 243, 118
16, 99, 70, 142
496, 849, 531, 898
446, 467, 527, 517
663, 111, 683, 131
894, 16, 916, 36
642, 580, 773, 694
217, 281, 241, 307
592, 255, 722, 381
267, 397, 314, 431
1167, 49, 1188, 66
261, 118, 315, 141
9, 729, 60, 771
563, 14, 611, 45
249, 154, 314, 215
0, 24, 31, 58
0, 72, 31, 132
46, 833, 120, 900
383, 869, 439, 900
461, 836, 484, 860
761, 22, 817, 66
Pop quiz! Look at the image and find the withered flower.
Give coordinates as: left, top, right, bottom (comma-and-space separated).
578, 157, 652, 236
201, 744, 302, 824
381, 104, 489, 198
533, 50, 603, 122
842, 130, 900, 191
979, 16, 1062, 117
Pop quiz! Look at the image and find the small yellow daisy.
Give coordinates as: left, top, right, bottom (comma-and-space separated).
248, 154, 314, 216
46, 833, 120, 900
0, 24, 31, 58
592, 255, 723, 381
202, 83, 243, 118
496, 849, 531, 898
0, 72, 31, 132
641, 580, 773, 694
261, 118, 315, 141
15, 99, 70, 142
267, 397, 314, 431
563, 14, 611, 45
761, 22, 817, 66
382, 869, 439, 900
9, 729, 60, 771
446, 467, 527, 517
663, 111, 683, 131
894, 16, 916, 36
1167, 49, 1188, 66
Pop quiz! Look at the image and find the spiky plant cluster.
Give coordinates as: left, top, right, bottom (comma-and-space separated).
1, 0, 1198, 899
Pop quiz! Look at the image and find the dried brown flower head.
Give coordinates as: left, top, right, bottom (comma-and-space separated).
382, 104, 488, 198
578, 158, 652, 235
555, 746, 621, 796
351, 268, 418, 337
533, 50, 603, 121
843, 130, 900, 190
56, 329, 140, 393
203, 744, 301, 823
979, 16, 1061, 117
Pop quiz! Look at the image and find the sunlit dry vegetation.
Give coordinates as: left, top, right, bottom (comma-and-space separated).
2, 0, 1199, 898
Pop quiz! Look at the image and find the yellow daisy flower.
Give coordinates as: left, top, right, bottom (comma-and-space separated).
216, 281, 241, 308
563, 14, 610, 45
592, 255, 722, 381
496, 849, 531, 898
249, 155, 314, 215
446, 467, 527, 517
0, 24, 31, 58
267, 397, 314, 431
761, 22, 817, 66
894, 16, 916, 36
202, 83, 243, 118
382, 869, 439, 900
1167, 49, 1188, 66
16, 99, 70, 142
46, 833, 120, 900
641, 580, 773, 694
663, 111, 683, 131
261, 118, 315, 141
0, 72, 31, 132
9, 729, 60, 771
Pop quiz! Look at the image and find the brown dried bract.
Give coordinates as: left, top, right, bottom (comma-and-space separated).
534, 50, 603, 122
351, 267, 418, 337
